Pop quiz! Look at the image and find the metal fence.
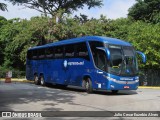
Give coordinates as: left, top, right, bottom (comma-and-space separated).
139, 69, 160, 86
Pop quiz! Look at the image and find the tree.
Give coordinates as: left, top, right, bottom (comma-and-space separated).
126, 21, 160, 69
0, 16, 7, 27
6, 0, 103, 17
128, 0, 160, 23
0, 3, 7, 11
0, 16, 8, 65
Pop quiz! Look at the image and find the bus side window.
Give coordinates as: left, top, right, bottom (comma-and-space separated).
89, 41, 104, 66
38, 49, 45, 59
65, 44, 75, 58
46, 47, 54, 59
32, 50, 38, 60
27, 50, 32, 60
96, 49, 107, 71
55, 46, 64, 59
76, 42, 90, 61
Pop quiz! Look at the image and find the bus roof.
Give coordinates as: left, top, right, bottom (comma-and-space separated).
29, 36, 132, 50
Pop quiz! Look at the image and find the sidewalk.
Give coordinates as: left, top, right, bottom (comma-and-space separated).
138, 86, 160, 89
0, 78, 34, 83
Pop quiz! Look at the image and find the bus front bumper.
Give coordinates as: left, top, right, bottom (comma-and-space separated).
107, 79, 139, 90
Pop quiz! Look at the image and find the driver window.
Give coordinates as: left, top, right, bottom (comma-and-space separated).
96, 49, 107, 71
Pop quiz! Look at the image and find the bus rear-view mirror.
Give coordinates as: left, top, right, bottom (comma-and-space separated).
96, 47, 110, 61
136, 51, 146, 63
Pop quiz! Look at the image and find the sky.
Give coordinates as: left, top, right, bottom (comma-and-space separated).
0, 0, 136, 20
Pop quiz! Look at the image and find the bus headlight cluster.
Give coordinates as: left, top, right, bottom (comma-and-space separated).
110, 84, 115, 88
106, 76, 117, 82
135, 77, 139, 82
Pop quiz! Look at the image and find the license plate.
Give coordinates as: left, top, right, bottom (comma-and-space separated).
124, 86, 130, 89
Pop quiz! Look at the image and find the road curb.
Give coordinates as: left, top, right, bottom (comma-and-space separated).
138, 86, 160, 89
0, 78, 34, 83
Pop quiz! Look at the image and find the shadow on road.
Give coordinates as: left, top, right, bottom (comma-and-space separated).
46, 83, 138, 96
0, 82, 76, 111
0, 82, 138, 112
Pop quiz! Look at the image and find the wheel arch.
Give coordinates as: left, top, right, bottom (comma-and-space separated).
39, 73, 46, 81
83, 75, 91, 80
34, 72, 38, 76
39, 73, 44, 77
82, 74, 94, 93
82, 74, 92, 87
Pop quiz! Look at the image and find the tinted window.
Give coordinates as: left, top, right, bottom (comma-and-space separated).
123, 46, 134, 56
76, 42, 90, 60
96, 49, 107, 71
46, 47, 54, 59
38, 49, 45, 59
89, 41, 104, 50
65, 44, 75, 58
55, 46, 64, 59
27, 50, 32, 60
89, 41, 104, 65
32, 50, 38, 60
109, 46, 123, 67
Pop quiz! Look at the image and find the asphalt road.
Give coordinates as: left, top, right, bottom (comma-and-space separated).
0, 81, 160, 120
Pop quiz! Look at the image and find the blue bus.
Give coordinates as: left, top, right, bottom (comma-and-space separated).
26, 36, 146, 93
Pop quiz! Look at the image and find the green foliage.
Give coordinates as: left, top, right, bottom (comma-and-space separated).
0, 18, 20, 68
0, 14, 160, 70
128, 0, 160, 23
104, 18, 132, 39
126, 21, 160, 68
0, 1, 160, 80
0, 66, 25, 78
0, 16, 7, 27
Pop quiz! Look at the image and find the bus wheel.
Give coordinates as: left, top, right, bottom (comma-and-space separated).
85, 78, 93, 93
111, 90, 118, 94
34, 75, 40, 85
40, 76, 45, 86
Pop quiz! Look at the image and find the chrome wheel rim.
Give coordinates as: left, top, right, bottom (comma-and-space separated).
41, 78, 44, 85
86, 81, 89, 90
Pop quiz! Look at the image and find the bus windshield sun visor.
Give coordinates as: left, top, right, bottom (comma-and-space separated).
96, 47, 110, 60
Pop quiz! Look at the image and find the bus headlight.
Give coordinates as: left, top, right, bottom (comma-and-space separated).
107, 76, 117, 82
103, 75, 117, 82
135, 79, 139, 82
135, 77, 139, 82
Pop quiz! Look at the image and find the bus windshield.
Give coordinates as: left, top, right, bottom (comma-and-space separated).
108, 45, 138, 76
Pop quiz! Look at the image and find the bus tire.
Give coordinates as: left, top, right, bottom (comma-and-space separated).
82, 80, 86, 88
40, 76, 45, 86
112, 90, 118, 94
85, 78, 93, 93
34, 75, 40, 85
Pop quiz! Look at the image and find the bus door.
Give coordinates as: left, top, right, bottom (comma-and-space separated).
94, 48, 108, 89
